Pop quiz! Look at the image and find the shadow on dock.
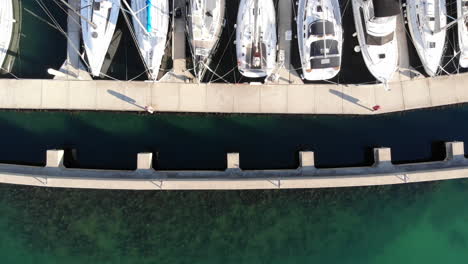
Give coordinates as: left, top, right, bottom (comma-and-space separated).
329, 89, 373, 111
107, 89, 145, 110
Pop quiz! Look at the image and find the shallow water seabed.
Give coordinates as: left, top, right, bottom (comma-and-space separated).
0, 103, 467, 170
0, 178, 468, 263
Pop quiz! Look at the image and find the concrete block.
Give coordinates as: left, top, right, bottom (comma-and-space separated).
233, 84, 261, 113
46, 150, 64, 168
137, 153, 153, 170
69, 80, 97, 110
428, 76, 458, 107
374, 82, 405, 113
13, 80, 42, 108
445, 142, 465, 161
227, 153, 240, 170
42, 80, 69, 109
206, 85, 234, 112
179, 84, 206, 112
151, 82, 180, 111
342, 84, 375, 114
299, 151, 315, 169
0, 79, 16, 108
260, 85, 288, 113
123, 82, 151, 111
96, 81, 125, 110
287, 85, 315, 113
315, 85, 343, 114
373, 148, 392, 167
401, 78, 431, 110
454, 74, 468, 102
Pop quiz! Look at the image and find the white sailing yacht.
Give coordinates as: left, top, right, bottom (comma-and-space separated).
406, 0, 446, 76
0, 0, 13, 70
236, 0, 277, 78
81, 0, 121, 77
458, 0, 468, 68
352, 0, 400, 85
187, 0, 225, 81
297, 0, 343, 80
130, 0, 169, 80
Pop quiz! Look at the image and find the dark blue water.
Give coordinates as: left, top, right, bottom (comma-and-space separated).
0, 104, 464, 170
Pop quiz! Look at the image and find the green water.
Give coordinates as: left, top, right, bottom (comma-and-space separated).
0, 179, 467, 263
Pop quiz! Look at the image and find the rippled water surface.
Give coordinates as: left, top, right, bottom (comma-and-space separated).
1, 179, 468, 263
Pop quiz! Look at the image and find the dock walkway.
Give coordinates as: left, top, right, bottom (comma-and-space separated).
0, 72, 467, 114
0, 142, 467, 190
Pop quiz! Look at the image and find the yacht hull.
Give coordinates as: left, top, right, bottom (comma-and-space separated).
458, 0, 468, 68
81, 0, 121, 77
132, 0, 169, 80
0, 0, 13, 70
187, 0, 225, 81
406, 0, 446, 76
236, 0, 277, 78
351, 0, 399, 84
297, 0, 343, 80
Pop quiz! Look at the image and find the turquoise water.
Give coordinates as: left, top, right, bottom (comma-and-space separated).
0, 179, 468, 263
0, 107, 466, 262
3, 1, 468, 262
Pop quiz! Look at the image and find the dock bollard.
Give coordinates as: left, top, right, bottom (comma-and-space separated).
373, 148, 392, 167
46, 150, 65, 168
445, 142, 465, 161
227, 153, 240, 170
137, 153, 153, 170
299, 151, 315, 169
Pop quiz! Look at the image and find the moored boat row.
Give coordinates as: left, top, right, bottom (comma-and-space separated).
74, 0, 468, 82
2, 0, 468, 84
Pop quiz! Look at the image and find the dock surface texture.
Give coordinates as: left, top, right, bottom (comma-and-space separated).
0, 142, 467, 190
0, 71, 467, 114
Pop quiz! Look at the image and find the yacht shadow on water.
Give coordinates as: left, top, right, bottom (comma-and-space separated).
328, 89, 373, 112
107, 89, 145, 110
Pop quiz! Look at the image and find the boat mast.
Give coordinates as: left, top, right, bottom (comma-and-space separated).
58, 0, 97, 29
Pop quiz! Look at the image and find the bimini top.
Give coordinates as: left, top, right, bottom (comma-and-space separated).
308, 20, 334, 36
309, 39, 340, 68
373, 0, 400, 17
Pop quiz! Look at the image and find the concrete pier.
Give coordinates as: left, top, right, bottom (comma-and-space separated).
0, 141, 467, 190
54, 0, 91, 81
1, 71, 467, 114
275, 0, 303, 84
162, 0, 191, 82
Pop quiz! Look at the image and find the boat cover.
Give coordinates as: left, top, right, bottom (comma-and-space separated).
373, 0, 400, 17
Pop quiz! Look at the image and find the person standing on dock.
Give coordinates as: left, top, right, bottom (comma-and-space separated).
144, 106, 155, 114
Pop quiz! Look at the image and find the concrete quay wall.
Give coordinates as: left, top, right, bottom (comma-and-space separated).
0, 142, 468, 190
0, 72, 467, 115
